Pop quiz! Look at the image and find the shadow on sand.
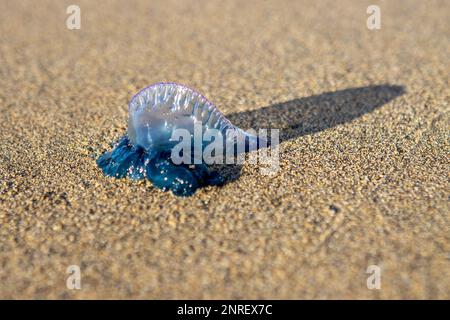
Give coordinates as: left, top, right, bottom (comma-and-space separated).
215, 84, 405, 184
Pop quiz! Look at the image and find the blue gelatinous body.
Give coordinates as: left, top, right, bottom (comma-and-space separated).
97, 82, 257, 196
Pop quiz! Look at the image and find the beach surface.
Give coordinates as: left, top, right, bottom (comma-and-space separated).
0, 0, 449, 298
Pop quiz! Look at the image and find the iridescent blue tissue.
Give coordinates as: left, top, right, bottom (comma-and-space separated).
97, 82, 260, 196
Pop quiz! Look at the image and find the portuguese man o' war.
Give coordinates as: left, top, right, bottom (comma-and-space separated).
97, 82, 266, 196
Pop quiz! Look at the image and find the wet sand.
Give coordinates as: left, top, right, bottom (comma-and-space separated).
0, 0, 449, 298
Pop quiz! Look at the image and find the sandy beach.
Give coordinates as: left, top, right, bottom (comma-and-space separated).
0, 0, 449, 299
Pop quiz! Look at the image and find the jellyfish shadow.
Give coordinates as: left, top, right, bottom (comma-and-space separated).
214, 84, 405, 184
